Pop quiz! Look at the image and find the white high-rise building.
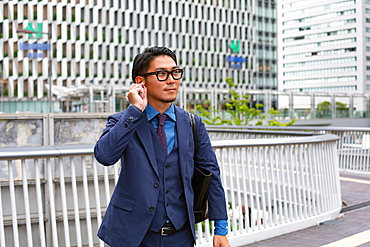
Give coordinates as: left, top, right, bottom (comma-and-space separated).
277, 0, 370, 112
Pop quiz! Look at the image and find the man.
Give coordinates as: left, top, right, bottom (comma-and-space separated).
94, 46, 229, 247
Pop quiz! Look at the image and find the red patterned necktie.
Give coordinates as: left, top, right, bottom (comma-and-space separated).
156, 114, 168, 155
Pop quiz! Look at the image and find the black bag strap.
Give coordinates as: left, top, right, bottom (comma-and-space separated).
188, 112, 198, 156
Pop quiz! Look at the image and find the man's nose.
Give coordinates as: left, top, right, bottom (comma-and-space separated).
167, 74, 176, 84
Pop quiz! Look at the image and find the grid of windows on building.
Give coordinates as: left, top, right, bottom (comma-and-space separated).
283, 66, 356, 77
283, 57, 357, 68
367, 85, 370, 90
367, 76, 370, 80
283, 38, 356, 51
283, 9, 356, 26
283, 0, 355, 18
286, 85, 357, 92
283, 28, 356, 42
253, 0, 277, 93
283, 19, 356, 34
284, 76, 357, 86
1, 0, 276, 113
283, 47, 356, 60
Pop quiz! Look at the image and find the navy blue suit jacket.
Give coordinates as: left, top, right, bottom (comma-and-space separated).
94, 105, 227, 247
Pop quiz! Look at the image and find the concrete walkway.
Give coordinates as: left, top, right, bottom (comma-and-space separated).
242, 173, 370, 247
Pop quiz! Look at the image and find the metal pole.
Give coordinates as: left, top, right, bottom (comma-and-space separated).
48, 32, 52, 113
331, 94, 336, 119
311, 93, 316, 119
1, 63, 3, 113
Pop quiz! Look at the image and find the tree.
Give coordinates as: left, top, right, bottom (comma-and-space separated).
316, 101, 331, 111
196, 77, 296, 126
336, 102, 348, 110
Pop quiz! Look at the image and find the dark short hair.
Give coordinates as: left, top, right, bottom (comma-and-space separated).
131, 46, 177, 82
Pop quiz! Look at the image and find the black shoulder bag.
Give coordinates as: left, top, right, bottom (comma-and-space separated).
188, 112, 212, 223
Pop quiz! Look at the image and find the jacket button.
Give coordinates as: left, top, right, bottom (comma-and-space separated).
149, 207, 155, 212
166, 203, 169, 207
165, 177, 169, 181
166, 190, 169, 194
124, 123, 128, 127
129, 116, 133, 120
164, 215, 168, 219
166, 165, 169, 169
154, 182, 159, 188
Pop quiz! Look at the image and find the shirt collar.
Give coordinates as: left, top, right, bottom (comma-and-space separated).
145, 103, 176, 122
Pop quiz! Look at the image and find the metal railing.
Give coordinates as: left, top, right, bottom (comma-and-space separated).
207, 126, 370, 175
0, 134, 341, 247
206, 129, 317, 141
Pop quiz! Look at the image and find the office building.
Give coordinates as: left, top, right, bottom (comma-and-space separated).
278, 0, 369, 111
0, 0, 280, 113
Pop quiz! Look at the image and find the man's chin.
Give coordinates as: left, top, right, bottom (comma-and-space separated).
161, 97, 177, 103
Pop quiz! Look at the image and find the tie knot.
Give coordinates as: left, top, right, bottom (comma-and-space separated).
157, 114, 167, 126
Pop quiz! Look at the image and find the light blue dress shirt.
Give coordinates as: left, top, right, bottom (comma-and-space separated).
145, 103, 176, 155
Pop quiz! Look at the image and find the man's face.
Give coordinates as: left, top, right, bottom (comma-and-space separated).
142, 55, 180, 105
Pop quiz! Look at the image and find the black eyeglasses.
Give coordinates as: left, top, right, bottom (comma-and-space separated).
138, 69, 184, 81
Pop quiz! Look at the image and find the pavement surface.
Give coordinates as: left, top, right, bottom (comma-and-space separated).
243, 172, 370, 247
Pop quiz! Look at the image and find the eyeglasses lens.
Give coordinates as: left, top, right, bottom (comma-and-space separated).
157, 70, 183, 81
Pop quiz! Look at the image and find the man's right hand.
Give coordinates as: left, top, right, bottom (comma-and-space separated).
127, 83, 147, 112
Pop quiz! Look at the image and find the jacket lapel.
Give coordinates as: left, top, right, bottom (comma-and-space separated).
135, 114, 159, 178
175, 106, 191, 182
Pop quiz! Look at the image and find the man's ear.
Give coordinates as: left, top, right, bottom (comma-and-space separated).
135, 76, 145, 85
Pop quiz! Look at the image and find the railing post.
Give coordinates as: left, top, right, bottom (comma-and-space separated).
44, 158, 52, 247
289, 92, 294, 119
349, 94, 354, 118
89, 86, 94, 113
264, 90, 270, 114
311, 93, 316, 119
211, 88, 215, 119
43, 114, 54, 146
43, 113, 55, 245
331, 94, 336, 119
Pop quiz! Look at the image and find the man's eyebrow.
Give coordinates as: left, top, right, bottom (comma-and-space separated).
154, 66, 179, 71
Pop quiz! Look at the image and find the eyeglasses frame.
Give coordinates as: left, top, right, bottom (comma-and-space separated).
138, 68, 184, 81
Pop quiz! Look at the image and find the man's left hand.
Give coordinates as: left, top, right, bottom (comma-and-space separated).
213, 235, 230, 247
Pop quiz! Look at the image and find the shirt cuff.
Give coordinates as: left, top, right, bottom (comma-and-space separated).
130, 104, 143, 112
214, 219, 228, 235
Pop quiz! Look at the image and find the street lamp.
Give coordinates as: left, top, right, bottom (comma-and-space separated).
17, 28, 52, 113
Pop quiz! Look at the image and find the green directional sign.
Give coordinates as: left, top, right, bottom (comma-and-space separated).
229, 40, 240, 54
25, 23, 43, 39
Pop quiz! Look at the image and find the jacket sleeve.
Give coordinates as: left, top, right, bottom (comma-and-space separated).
194, 115, 228, 220
94, 105, 145, 166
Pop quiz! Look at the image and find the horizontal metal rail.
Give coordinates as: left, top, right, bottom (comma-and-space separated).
0, 134, 342, 247
207, 126, 370, 175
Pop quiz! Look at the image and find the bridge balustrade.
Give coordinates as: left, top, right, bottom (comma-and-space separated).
0, 134, 341, 247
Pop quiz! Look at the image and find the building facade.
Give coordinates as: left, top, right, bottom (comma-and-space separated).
0, 0, 279, 114
278, 0, 369, 111
253, 0, 278, 108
